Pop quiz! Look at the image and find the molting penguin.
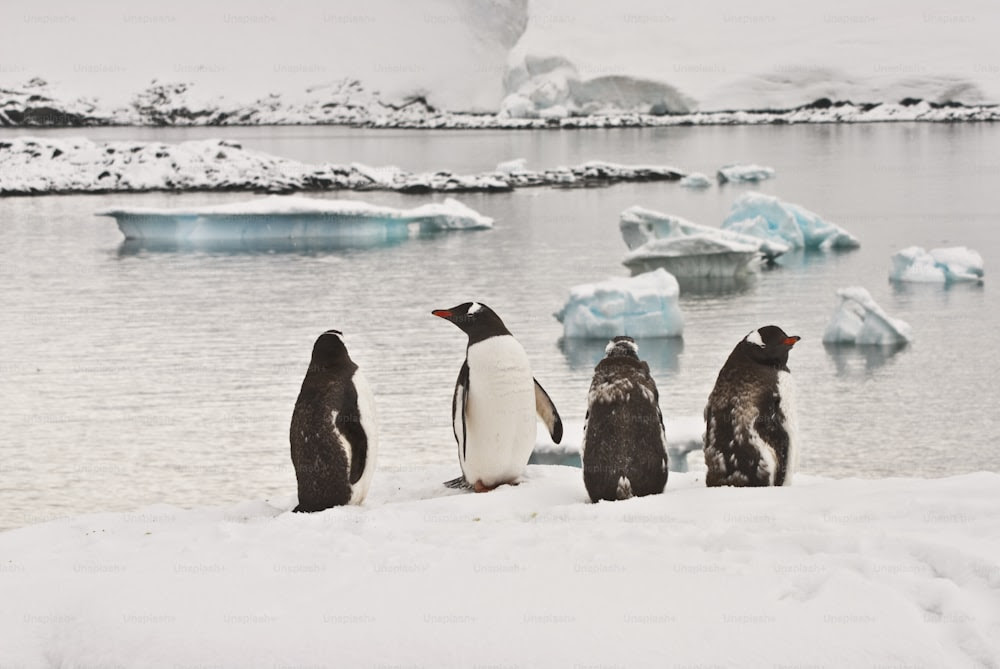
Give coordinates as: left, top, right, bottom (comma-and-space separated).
703, 325, 800, 487
290, 330, 377, 511
432, 302, 563, 492
582, 336, 669, 503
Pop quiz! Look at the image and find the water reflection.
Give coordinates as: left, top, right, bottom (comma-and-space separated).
558, 336, 685, 375
823, 341, 908, 377
116, 235, 413, 256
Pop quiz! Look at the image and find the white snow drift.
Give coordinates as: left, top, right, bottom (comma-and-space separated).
889, 246, 985, 283
723, 192, 861, 251
1, 465, 998, 667
554, 269, 684, 339
99, 196, 493, 244
822, 287, 913, 346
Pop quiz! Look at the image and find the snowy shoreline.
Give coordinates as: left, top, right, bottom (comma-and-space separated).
0, 137, 684, 196
2, 464, 998, 666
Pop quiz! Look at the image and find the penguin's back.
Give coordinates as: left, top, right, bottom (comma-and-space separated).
582, 356, 668, 502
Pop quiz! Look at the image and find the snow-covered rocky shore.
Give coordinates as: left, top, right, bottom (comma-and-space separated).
0, 136, 683, 195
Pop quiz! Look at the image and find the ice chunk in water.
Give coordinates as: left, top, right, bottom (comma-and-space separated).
98, 195, 492, 245
554, 269, 684, 339
889, 246, 984, 283
679, 172, 712, 188
822, 287, 912, 346
717, 163, 775, 183
722, 191, 860, 251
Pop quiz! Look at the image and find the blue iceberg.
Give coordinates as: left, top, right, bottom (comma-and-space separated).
722, 192, 860, 251
889, 246, 984, 283
554, 269, 684, 339
822, 287, 912, 346
620, 205, 788, 261
99, 195, 493, 246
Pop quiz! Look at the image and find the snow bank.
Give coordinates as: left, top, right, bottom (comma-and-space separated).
506, 1, 1000, 115
889, 246, 985, 283
620, 205, 788, 259
99, 196, 492, 243
0, 137, 685, 195
2, 465, 998, 667
723, 191, 861, 251
822, 287, 913, 346
717, 163, 776, 184
554, 269, 684, 339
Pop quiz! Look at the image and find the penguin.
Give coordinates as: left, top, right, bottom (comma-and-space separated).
703, 325, 800, 487
582, 336, 669, 503
432, 302, 563, 492
290, 330, 377, 511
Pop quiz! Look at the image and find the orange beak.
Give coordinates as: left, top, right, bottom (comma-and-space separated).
784, 336, 801, 346
432, 310, 452, 319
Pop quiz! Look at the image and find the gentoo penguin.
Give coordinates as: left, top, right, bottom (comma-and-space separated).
582, 336, 669, 503
432, 302, 563, 492
290, 330, 377, 511
703, 325, 800, 487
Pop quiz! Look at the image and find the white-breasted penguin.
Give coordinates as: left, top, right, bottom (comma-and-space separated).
290, 330, 377, 511
582, 336, 669, 503
703, 325, 800, 487
432, 302, 563, 492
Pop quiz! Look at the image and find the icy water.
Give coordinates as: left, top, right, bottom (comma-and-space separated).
1, 123, 997, 530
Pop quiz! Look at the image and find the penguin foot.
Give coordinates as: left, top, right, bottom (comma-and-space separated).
443, 476, 472, 490
473, 480, 499, 493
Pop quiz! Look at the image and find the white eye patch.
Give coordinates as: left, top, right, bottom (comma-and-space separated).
468, 302, 483, 315
746, 329, 765, 348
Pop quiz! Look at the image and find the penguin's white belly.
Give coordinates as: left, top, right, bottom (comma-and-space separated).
461, 337, 536, 487
777, 369, 798, 486
348, 369, 378, 504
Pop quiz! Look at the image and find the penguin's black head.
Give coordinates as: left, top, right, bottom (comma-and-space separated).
432, 302, 512, 343
743, 325, 800, 368
605, 336, 640, 360
309, 329, 353, 371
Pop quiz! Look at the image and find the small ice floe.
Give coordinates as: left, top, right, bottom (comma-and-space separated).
822, 287, 913, 346
722, 191, 860, 251
679, 172, 712, 189
620, 205, 788, 261
554, 269, 684, 339
716, 163, 775, 183
889, 246, 984, 283
98, 195, 492, 244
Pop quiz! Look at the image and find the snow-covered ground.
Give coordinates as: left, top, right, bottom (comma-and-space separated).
0, 137, 684, 194
2, 0, 1000, 126
1, 464, 998, 667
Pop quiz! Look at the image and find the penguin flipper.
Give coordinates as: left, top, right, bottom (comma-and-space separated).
452, 361, 470, 460
443, 476, 472, 490
533, 378, 563, 444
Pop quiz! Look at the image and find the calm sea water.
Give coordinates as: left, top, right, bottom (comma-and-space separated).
1, 123, 997, 530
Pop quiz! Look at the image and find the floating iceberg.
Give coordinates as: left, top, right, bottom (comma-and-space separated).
98, 195, 492, 245
554, 269, 684, 339
717, 164, 775, 183
495, 158, 528, 174
620, 205, 788, 260
722, 192, 860, 251
679, 172, 712, 189
822, 287, 912, 346
623, 236, 761, 280
889, 246, 984, 283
